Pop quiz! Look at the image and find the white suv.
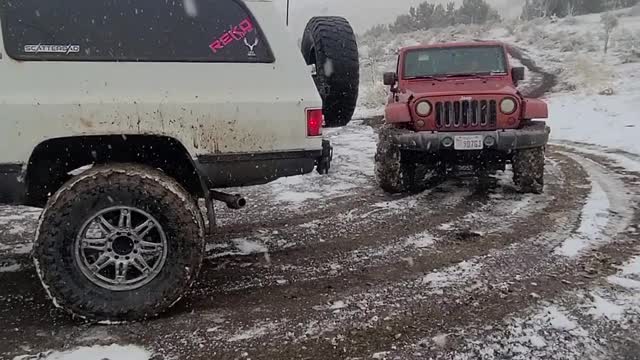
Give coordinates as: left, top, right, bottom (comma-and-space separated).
0, 0, 358, 321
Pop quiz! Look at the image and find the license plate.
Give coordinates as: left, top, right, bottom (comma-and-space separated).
454, 135, 484, 150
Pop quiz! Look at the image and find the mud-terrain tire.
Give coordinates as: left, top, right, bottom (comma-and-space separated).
375, 125, 416, 193
513, 147, 545, 194
301, 16, 359, 128
33, 164, 205, 322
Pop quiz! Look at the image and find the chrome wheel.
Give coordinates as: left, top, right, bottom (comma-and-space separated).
74, 206, 168, 291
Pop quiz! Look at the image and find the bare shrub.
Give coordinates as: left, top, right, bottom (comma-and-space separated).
359, 81, 389, 109
601, 12, 620, 54
560, 56, 616, 93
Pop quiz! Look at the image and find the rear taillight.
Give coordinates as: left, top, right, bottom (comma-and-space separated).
307, 109, 323, 137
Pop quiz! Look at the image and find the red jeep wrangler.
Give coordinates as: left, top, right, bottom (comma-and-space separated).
376, 41, 550, 194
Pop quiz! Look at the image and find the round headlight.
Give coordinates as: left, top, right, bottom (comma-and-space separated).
500, 98, 517, 115
415, 101, 432, 117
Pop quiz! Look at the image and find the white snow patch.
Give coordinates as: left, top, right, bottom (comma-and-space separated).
422, 260, 481, 290
227, 323, 276, 342
329, 300, 348, 310
555, 173, 610, 257
445, 303, 598, 359
619, 255, 640, 276
373, 199, 418, 211
274, 191, 323, 205
537, 305, 578, 332
0, 263, 22, 273
549, 63, 640, 156
404, 232, 435, 249
8, 244, 33, 255
0, 213, 39, 225
607, 254, 640, 288
528, 334, 547, 348
510, 196, 533, 216
432, 333, 450, 348
13, 344, 151, 360
7, 224, 27, 235
554, 143, 640, 174
233, 238, 268, 255
372, 352, 390, 359
586, 294, 625, 321
208, 238, 270, 263
437, 223, 455, 231
205, 243, 231, 252
607, 276, 640, 289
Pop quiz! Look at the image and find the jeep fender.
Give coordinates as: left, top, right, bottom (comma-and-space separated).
385, 102, 412, 124
522, 98, 548, 120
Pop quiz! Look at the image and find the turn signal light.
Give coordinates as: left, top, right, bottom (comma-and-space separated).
307, 109, 323, 137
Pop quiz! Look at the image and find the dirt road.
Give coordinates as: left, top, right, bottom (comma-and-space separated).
2, 130, 640, 359
2, 51, 640, 359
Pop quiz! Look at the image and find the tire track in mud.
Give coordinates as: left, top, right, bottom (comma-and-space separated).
507, 45, 558, 98
239, 146, 640, 360
194, 156, 565, 295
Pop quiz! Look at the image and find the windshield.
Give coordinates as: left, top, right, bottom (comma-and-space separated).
403, 46, 507, 78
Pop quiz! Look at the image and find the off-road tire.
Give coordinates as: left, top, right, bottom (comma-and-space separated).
301, 16, 359, 128
375, 125, 416, 193
33, 164, 205, 322
513, 147, 545, 194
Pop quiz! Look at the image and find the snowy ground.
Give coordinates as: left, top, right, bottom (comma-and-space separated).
2, 8, 640, 360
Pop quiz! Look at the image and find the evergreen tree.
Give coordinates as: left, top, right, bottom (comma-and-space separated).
456, 0, 501, 25
445, 2, 457, 26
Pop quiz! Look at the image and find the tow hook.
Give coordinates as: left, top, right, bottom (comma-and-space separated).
210, 190, 247, 210
317, 139, 333, 175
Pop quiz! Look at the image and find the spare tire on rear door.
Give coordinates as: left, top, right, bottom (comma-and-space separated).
301, 16, 360, 128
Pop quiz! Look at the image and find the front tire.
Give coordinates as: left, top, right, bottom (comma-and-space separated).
33, 164, 205, 322
513, 147, 545, 194
375, 125, 415, 193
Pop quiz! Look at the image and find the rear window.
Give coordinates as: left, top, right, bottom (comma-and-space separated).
0, 0, 274, 63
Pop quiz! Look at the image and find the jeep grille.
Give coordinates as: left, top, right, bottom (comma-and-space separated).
435, 100, 497, 130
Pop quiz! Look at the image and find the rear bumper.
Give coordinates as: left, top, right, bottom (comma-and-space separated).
195, 140, 332, 188
393, 121, 550, 153
0, 164, 26, 205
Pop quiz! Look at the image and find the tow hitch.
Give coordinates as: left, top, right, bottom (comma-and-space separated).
210, 190, 247, 210
316, 139, 333, 175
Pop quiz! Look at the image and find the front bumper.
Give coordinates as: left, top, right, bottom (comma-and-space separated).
393, 121, 550, 153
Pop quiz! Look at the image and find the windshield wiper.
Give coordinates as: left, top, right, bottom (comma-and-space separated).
405, 75, 444, 82
445, 73, 490, 79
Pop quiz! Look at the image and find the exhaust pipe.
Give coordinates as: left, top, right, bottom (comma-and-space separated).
210, 190, 247, 210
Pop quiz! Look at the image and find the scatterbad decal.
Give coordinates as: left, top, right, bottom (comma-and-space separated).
24, 44, 80, 54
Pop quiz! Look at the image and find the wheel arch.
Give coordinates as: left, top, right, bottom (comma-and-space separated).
25, 134, 206, 207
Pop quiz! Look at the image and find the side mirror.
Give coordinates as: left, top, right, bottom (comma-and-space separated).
512, 67, 525, 84
383, 72, 397, 86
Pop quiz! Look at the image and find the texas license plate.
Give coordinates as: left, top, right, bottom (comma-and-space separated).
454, 135, 484, 150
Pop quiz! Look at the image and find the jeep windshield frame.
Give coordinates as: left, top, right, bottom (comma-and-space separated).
401, 45, 508, 80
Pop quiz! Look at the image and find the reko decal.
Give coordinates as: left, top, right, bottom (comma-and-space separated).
209, 18, 255, 54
